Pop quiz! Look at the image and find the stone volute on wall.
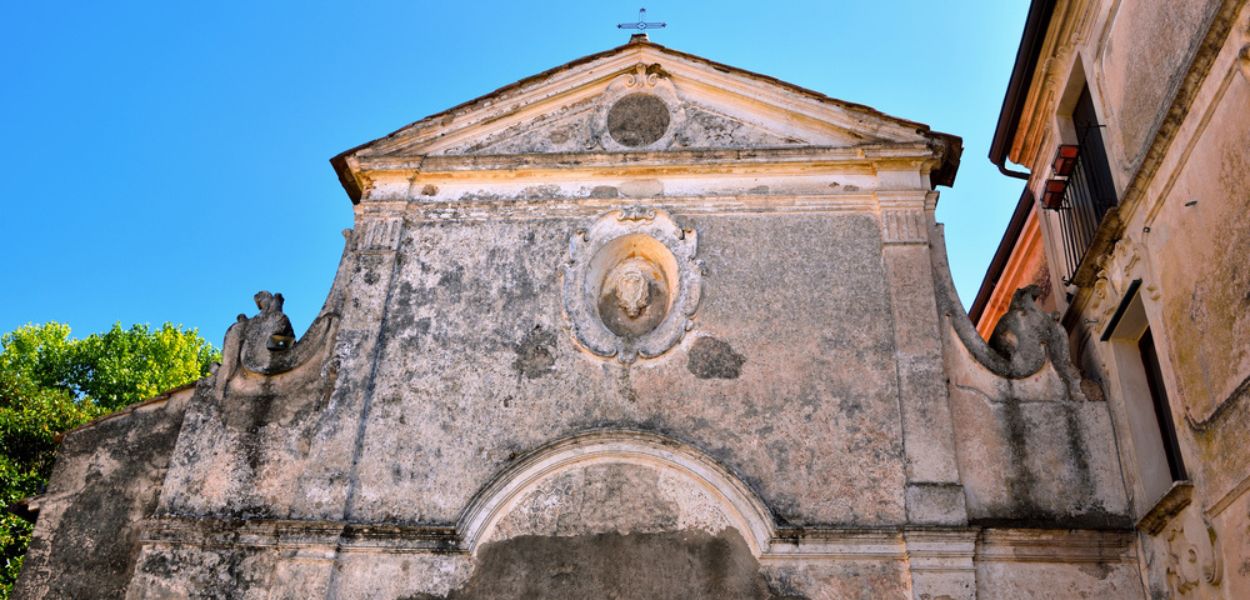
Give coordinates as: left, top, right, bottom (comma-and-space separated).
213, 290, 339, 394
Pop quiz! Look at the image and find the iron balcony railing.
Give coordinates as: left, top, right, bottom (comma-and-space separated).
1043, 140, 1118, 284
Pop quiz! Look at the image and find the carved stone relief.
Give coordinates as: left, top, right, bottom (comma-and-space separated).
1164, 512, 1223, 596
212, 291, 339, 400
355, 217, 403, 253
1089, 235, 1145, 326
563, 208, 702, 363
607, 93, 670, 147
880, 208, 927, 245
591, 63, 688, 152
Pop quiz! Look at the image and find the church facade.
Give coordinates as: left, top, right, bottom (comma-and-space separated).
18, 36, 1147, 598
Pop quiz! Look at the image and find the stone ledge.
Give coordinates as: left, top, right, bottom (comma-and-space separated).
976, 528, 1138, 564
1136, 480, 1194, 535
137, 516, 1137, 568
140, 517, 461, 554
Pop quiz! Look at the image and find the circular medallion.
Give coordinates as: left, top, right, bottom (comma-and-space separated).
606, 93, 670, 148
563, 209, 702, 363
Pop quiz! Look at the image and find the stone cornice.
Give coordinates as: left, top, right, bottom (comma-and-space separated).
374, 194, 885, 222
356, 144, 941, 179
141, 516, 461, 554
137, 515, 1137, 566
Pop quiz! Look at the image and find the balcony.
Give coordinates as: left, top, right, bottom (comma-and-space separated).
1042, 141, 1118, 285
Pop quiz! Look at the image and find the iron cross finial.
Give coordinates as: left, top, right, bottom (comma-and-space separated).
617, 8, 666, 32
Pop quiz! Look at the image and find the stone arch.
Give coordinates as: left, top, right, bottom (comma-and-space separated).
457, 429, 777, 556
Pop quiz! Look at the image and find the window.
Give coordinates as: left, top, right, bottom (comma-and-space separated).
1137, 329, 1187, 483
1104, 283, 1186, 506
1047, 85, 1119, 284
1071, 87, 1117, 210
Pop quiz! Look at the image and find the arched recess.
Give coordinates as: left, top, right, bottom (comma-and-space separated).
457, 429, 777, 557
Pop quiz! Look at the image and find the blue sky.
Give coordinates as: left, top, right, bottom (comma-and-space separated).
0, 1, 1028, 343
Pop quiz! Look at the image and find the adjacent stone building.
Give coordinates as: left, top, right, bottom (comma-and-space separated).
974, 0, 1250, 598
15, 33, 1176, 598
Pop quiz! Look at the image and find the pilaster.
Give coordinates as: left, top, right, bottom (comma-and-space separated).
320, 203, 410, 599
879, 189, 967, 526
904, 530, 977, 600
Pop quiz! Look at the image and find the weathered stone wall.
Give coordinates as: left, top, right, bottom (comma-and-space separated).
1104, 10, 1250, 595
111, 201, 1142, 598
1003, 0, 1250, 596
13, 387, 191, 599
348, 211, 906, 527
145, 210, 908, 530
972, 530, 1143, 599
931, 229, 1130, 529
1152, 51, 1250, 490
1097, 0, 1223, 176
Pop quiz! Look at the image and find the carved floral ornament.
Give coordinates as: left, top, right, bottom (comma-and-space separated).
1090, 236, 1161, 327
1164, 514, 1223, 596
562, 208, 702, 363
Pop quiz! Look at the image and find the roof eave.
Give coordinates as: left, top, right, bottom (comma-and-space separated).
930, 132, 963, 188
988, 0, 1058, 178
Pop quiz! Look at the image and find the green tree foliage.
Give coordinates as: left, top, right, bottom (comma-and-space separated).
0, 322, 218, 599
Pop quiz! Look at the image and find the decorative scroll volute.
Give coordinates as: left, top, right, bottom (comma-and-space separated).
1164, 513, 1223, 596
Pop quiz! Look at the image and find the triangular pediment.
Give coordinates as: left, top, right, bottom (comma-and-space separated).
425, 97, 811, 156
332, 37, 960, 200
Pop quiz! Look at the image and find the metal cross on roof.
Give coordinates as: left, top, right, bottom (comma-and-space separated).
617, 8, 666, 32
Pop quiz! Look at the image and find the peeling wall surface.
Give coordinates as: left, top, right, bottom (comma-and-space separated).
997, 0, 1250, 598
18, 37, 1143, 599
14, 389, 191, 598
